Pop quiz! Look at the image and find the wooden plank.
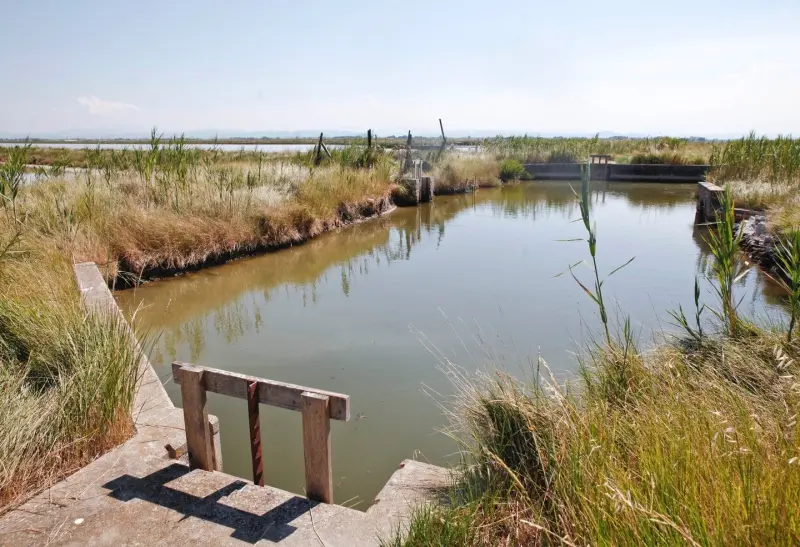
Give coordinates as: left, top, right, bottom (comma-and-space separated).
301, 392, 333, 503
247, 381, 264, 486
178, 367, 215, 471
172, 362, 350, 421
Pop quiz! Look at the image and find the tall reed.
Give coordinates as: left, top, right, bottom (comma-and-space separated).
704, 186, 748, 337
564, 163, 634, 346
0, 142, 29, 224
775, 228, 800, 342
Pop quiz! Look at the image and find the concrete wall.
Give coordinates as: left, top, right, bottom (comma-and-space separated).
524, 163, 583, 180
609, 163, 710, 183
525, 163, 710, 183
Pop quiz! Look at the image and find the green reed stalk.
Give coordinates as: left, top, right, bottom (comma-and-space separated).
0, 142, 29, 224
705, 186, 747, 337
566, 163, 634, 347
775, 228, 800, 343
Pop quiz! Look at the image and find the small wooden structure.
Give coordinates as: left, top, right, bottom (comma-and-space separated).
172, 362, 350, 504
590, 154, 611, 164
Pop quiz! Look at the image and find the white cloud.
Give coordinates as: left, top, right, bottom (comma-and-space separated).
77, 95, 141, 115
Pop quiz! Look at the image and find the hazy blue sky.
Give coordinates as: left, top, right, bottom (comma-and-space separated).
3, 0, 798, 136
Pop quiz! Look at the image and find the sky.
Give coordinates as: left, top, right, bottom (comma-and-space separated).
2, 0, 799, 137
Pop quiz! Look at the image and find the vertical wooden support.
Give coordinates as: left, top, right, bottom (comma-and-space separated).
179, 367, 215, 471
315, 132, 324, 166
301, 392, 332, 503
320, 141, 332, 159
367, 129, 372, 149
247, 381, 264, 486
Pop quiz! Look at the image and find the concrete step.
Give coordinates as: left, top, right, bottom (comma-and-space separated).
1, 438, 449, 547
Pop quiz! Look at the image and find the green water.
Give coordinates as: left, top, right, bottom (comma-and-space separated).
116, 182, 786, 509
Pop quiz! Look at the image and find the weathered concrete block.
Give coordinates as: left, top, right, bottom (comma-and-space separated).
393, 176, 421, 206
696, 181, 723, 223
419, 176, 434, 202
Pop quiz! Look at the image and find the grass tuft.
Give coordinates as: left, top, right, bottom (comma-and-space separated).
0, 247, 141, 512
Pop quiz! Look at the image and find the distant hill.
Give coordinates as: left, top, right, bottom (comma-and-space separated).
0, 128, 744, 141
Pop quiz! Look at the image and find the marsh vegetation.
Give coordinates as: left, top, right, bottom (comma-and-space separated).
389, 167, 800, 546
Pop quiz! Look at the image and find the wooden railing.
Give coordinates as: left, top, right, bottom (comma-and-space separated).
172, 362, 351, 504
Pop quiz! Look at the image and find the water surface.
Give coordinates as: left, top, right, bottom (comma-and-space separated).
116, 182, 787, 507
5, 142, 477, 153
6, 142, 318, 152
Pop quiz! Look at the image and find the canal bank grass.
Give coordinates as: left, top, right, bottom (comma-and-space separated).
433, 154, 501, 193
14, 148, 395, 280
390, 330, 800, 546
484, 135, 713, 165
0, 246, 141, 513
708, 134, 800, 233
389, 168, 800, 546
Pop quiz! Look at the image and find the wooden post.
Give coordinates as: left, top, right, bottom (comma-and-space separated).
301, 392, 332, 503
367, 129, 372, 149
179, 367, 215, 471
320, 140, 332, 159
247, 381, 264, 486
315, 132, 324, 166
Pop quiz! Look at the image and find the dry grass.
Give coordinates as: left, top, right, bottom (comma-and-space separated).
393, 330, 800, 546
17, 156, 394, 281
433, 154, 500, 193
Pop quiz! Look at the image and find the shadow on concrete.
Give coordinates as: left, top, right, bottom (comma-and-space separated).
103, 464, 317, 544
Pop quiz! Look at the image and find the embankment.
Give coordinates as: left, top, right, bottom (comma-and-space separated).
114, 196, 394, 288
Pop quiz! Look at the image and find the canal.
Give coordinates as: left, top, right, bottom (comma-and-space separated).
116, 181, 787, 508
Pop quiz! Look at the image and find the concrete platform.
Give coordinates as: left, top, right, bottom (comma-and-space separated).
0, 451, 449, 546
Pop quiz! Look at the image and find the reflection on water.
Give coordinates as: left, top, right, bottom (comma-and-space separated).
117, 181, 788, 508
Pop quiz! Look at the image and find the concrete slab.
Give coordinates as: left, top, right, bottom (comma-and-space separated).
367, 459, 452, 541
0, 455, 449, 546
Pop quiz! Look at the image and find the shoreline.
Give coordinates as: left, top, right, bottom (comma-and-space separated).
112, 195, 397, 290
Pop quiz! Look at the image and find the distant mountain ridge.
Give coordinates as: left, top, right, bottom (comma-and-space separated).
0, 128, 745, 141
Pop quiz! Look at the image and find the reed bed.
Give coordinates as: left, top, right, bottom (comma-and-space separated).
4, 134, 396, 281
708, 133, 800, 233
432, 154, 501, 193
484, 135, 713, 165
